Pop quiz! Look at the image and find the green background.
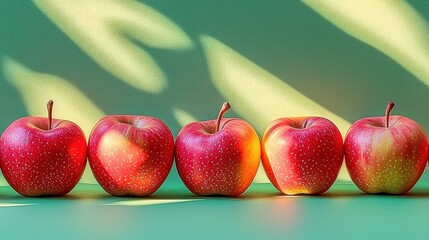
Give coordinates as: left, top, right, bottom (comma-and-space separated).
1, 1, 429, 239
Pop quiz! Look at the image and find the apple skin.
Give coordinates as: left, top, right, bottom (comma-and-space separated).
88, 115, 174, 197
344, 116, 428, 194
175, 118, 260, 196
0, 117, 87, 197
261, 117, 344, 195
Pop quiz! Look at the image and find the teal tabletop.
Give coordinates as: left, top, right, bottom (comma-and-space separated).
1, 179, 429, 240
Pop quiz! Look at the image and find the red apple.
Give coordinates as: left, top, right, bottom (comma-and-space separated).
88, 115, 174, 196
175, 102, 260, 196
344, 101, 428, 194
261, 117, 343, 195
0, 100, 87, 196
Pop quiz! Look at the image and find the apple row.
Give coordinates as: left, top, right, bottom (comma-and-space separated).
0, 100, 427, 197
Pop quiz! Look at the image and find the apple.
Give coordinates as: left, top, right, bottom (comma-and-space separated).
175, 102, 260, 196
261, 117, 343, 195
88, 115, 174, 196
0, 100, 87, 196
344, 101, 428, 194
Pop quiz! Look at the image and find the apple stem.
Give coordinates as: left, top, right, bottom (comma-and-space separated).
47, 100, 53, 130
385, 101, 395, 128
215, 102, 231, 132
